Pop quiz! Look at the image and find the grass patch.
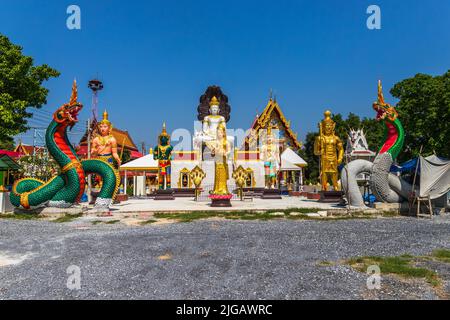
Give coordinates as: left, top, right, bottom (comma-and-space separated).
140, 219, 158, 225
381, 210, 400, 217
152, 208, 381, 223
345, 254, 441, 287
153, 210, 287, 223
53, 214, 83, 223
430, 249, 450, 263
0, 213, 41, 220
91, 219, 120, 225
318, 260, 334, 266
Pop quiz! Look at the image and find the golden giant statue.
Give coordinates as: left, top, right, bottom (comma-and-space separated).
207, 123, 231, 195
314, 110, 344, 191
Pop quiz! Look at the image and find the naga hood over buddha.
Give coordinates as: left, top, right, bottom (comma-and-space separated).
194, 86, 234, 160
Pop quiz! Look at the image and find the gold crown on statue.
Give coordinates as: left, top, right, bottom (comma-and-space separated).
159, 122, 170, 139
99, 110, 112, 127
322, 110, 335, 126
209, 96, 220, 107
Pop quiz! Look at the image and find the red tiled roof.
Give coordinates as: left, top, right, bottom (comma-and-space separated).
0, 150, 22, 158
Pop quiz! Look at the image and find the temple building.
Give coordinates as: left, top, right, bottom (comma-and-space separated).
242, 97, 302, 153
13, 141, 45, 157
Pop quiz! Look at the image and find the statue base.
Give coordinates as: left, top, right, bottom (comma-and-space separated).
154, 189, 175, 200
172, 188, 196, 197
261, 189, 282, 199
319, 191, 344, 203
209, 194, 232, 207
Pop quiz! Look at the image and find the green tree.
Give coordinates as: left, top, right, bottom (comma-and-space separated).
390, 70, 450, 161
0, 34, 60, 149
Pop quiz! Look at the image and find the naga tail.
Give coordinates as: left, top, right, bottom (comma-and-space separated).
10, 176, 65, 209
82, 159, 120, 208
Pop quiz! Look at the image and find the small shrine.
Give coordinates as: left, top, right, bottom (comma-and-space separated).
345, 128, 376, 161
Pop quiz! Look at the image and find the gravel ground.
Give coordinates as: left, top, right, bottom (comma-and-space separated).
0, 216, 449, 299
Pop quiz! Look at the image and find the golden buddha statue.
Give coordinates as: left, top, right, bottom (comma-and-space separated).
314, 110, 344, 191
207, 123, 231, 195
92, 110, 121, 167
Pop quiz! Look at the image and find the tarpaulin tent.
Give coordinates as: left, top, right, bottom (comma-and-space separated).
419, 155, 450, 199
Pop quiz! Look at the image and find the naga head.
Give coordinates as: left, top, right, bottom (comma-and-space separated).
373, 80, 398, 122
53, 80, 83, 128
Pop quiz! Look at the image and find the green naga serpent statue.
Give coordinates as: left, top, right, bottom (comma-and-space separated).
10, 81, 120, 210
341, 80, 414, 207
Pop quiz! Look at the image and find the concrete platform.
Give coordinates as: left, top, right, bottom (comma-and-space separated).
108, 196, 340, 213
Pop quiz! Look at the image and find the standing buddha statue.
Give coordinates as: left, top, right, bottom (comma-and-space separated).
314, 110, 344, 191
153, 123, 173, 190
91, 110, 121, 168
208, 123, 231, 195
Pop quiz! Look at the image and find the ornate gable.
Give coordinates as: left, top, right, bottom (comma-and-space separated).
243, 98, 301, 151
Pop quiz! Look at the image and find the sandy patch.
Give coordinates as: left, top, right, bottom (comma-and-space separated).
0, 252, 32, 267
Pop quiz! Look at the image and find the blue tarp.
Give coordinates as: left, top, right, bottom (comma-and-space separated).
390, 157, 418, 173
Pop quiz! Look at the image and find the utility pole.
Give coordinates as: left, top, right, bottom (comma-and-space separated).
87, 119, 92, 204
32, 128, 37, 177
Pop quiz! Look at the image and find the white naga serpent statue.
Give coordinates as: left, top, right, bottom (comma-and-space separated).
341, 81, 414, 208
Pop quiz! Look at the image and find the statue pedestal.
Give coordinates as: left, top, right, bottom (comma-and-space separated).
209, 194, 232, 207
261, 189, 282, 199
172, 188, 196, 197
0, 192, 14, 214
154, 189, 175, 200
319, 191, 343, 203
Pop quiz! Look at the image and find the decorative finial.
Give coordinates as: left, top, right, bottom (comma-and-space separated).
377, 80, 386, 105
159, 122, 170, 138
209, 96, 220, 107
69, 79, 78, 105
99, 109, 112, 127
269, 88, 273, 100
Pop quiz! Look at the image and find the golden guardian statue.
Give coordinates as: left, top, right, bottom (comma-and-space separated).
314, 110, 344, 191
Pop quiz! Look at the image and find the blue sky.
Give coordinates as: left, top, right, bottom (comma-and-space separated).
1, 0, 449, 149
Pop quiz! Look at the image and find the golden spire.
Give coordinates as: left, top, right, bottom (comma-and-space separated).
69, 79, 78, 105
209, 96, 220, 107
